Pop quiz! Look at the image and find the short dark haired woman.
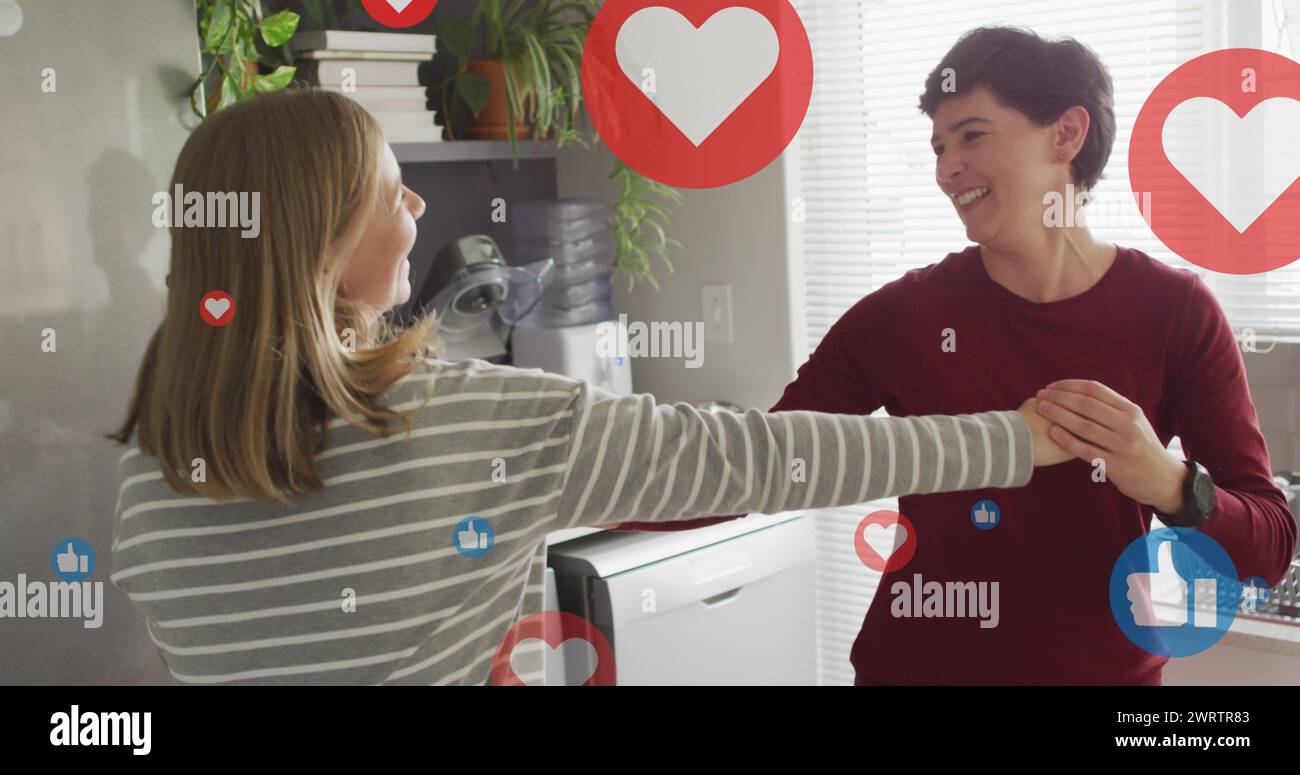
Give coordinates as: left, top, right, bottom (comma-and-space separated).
766, 25, 1294, 684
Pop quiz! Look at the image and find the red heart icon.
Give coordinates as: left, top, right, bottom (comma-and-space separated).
361, 0, 437, 29
199, 290, 235, 327
490, 611, 616, 686
1129, 48, 1300, 274
582, 0, 813, 188
854, 510, 916, 573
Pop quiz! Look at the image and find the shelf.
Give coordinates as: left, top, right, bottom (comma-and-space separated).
392, 139, 558, 163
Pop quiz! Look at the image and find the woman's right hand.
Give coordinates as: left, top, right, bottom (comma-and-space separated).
1018, 398, 1071, 467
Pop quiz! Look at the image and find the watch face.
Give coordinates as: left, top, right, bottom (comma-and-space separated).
1192, 464, 1216, 516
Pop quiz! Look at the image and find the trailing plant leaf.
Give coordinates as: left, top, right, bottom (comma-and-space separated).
260, 11, 299, 47
205, 2, 234, 53
254, 65, 297, 92
189, 1, 301, 120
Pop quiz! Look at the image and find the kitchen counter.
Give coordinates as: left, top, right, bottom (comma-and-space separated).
1154, 599, 1300, 658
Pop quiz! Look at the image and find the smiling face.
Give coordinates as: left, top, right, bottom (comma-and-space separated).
338, 142, 426, 311
930, 85, 1074, 250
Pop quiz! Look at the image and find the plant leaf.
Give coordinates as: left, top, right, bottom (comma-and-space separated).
205, 2, 234, 53
644, 218, 667, 249
254, 65, 296, 92
439, 17, 475, 63
259, 10, 299, 48
520, 32, 550, 127
502, 58, 523, 162
217, 68, 240, 110
458, 71, 490, 116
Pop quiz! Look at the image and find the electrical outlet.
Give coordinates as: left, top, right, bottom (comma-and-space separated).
701, 284, 733, 344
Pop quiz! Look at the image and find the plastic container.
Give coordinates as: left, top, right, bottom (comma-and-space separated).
542, 270, 613, 309
512, 199, 612, 245
547, 257, 614, 287
515, 214, 609, 247
521, 296, 615, 328
514, 229, 615, 267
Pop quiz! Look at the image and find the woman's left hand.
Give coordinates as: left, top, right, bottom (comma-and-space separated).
1035, 380, 1187, 514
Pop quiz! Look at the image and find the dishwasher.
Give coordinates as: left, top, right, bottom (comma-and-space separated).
544, 512, 816, 685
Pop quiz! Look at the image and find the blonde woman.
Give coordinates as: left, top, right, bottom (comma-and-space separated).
108, 89, 1067, 686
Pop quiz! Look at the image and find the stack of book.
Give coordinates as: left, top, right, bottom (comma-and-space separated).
292, 29, 441, 144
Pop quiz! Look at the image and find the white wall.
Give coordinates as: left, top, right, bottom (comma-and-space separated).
556, 144, 800, 411
1241, 342, 1300, 472
0, 0, 198, 685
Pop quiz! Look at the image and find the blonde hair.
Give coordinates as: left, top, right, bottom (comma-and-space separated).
111, 89, 438, 503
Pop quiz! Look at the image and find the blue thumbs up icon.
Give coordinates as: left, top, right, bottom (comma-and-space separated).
454, 516, 494, 558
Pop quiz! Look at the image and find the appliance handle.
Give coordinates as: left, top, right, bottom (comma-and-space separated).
700, 588, 741, 608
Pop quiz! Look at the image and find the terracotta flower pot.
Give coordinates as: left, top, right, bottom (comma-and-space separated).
465, 59, 530, 140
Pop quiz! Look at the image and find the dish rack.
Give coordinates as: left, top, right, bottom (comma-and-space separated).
1180, 474, 1300, 624
1230, 559, 1300, 622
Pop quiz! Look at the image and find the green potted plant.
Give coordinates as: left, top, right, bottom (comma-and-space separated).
437, 0, 681, 290
190, 0, 301, 118
437, 0, 593, 149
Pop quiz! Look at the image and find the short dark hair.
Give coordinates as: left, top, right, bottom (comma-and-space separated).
919, 26, 1116, 191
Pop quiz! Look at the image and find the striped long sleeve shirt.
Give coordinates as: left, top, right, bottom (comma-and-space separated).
110, 357, 1033, 685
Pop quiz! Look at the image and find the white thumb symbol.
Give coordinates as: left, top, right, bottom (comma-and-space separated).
56, 543, 79, 573
458, 521, 481, 551
1127, 540, 1188, 627
1156, 540, 1179, 575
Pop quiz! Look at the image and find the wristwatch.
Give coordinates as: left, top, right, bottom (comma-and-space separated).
1154, 459, 1216, 528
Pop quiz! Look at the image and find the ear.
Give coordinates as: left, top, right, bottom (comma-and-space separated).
1054, 105, 1091, 162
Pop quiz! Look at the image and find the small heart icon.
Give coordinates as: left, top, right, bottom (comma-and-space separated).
615, 7, 779, 147
384, 0, 414, 11
204, 298, 231, 320
864, 523, 906, 561
510, 637, 598, 686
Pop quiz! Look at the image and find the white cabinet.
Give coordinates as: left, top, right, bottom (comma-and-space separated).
547, 513, 816, 685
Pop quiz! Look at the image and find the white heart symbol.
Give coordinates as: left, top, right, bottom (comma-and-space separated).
864, 523, 906, 561
1162, 97, 1300, 233
384, 0, 415, 12
615, 7, 779, 146
510, 637, 598, 686
204, 298, 231, 320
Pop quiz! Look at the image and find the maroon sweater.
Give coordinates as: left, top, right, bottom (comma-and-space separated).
616, 245, 1297, 684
